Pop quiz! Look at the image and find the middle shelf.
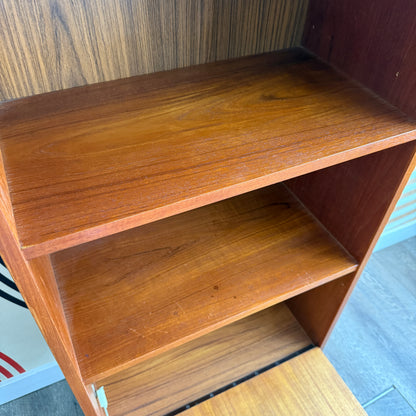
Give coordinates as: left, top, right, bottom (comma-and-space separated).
50, 183, 358, 382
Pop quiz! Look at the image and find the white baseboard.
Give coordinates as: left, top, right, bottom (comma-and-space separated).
0, 361, 64, 405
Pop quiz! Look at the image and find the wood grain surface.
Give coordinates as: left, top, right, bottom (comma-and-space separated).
51, 183, 357, 382
0, 150, 17, 240
0, 162, 101, 415
0, 0, 308, 101
102, 305, 311, 416
286, 142, 416, 345
287, 142, 416, 262
303, 0, 416, 118
182, 348, 366, 415
1, 49, 415, 258
287, 274, 355, 347
0, 3, 414, 416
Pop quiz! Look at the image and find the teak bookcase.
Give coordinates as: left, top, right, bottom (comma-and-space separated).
0, 1, 415, 415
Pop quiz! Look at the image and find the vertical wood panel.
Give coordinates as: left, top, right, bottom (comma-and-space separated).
0, 0, 308, 101
0, 177, 101, 415
0, 150, 17, 239
286, 142, 416, 345
287, 274, 355, 346
1, 143, 99, 412
303, 0, 416, 118
287, 142, 416, 262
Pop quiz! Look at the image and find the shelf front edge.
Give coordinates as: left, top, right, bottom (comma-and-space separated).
0, 48, 413, 258
20, 131, 416, 259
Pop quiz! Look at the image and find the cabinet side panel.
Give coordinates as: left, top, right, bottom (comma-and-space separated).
0, 174, 101, 415
287, 274, 355, 346
287, 142, 416, 262
304, 0, 416, 117
286, 142, 416, 345
0, 150, 17, 239
0, 0, 308, 101
27, 256, 78, 362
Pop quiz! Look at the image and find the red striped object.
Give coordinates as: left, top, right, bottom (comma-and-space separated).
0, 352, 25, 374
0, 365, 13, 379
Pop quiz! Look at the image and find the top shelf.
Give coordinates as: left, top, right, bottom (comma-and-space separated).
0, 48, 415, 258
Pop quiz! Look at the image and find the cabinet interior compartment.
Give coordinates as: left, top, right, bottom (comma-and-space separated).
100, 303, 313, 416
50, 182, 357, 383
0, 2, 415, 413
180, 347, 367, 416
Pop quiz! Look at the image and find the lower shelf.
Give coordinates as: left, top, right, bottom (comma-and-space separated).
182, 348, 366, 416
100, 303, 311, 416
51, 183, 357, 382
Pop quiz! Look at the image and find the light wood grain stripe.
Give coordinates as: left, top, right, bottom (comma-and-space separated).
0, 0, 308, 101
182, 348, 366, 416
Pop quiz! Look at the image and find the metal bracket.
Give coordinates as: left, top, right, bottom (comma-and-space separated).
95, 386, 109, 416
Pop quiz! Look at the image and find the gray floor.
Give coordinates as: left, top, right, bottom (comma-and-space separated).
365, 388, 415, 416
1, 237, 415, 415
0, 380, 83, 416
324, 236, 416, 415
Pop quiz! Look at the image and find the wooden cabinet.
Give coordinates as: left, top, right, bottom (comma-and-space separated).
0, 1, 415, 415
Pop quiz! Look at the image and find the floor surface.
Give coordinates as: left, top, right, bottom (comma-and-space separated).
324, 236, 416, 415
1, 237, 415, 415
0, 380, 83, 416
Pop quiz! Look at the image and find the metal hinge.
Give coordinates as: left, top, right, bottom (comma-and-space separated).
95, 386, 109, 416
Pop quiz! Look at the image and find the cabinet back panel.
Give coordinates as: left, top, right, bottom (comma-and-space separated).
0, 0, 308, 102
